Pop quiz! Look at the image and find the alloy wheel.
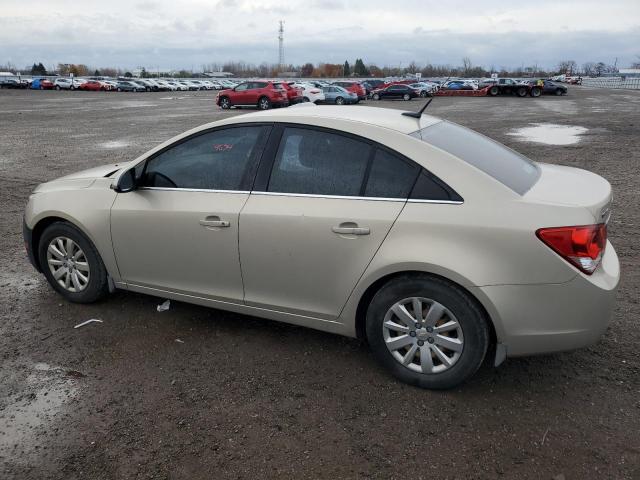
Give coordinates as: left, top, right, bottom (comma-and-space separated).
382, 297, 464, 374
46, 236, 90, 293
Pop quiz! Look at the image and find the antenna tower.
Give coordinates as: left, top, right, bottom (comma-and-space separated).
278, 21, 285, 70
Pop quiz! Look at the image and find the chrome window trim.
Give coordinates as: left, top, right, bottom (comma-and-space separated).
251, 191, 463, 204
139, 187, 250, 194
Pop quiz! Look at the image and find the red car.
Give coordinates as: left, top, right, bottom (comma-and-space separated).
216, 80, 289, 110
279, 82, 304, 104
79, 80, 106, 91
332, 81, 367, 100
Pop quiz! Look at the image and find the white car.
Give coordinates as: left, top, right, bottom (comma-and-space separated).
168, 81, 188, 91
290, 82, 326, 103
23, 106, 619, 389
156, 80, 177, 91
53, 78, 86, 90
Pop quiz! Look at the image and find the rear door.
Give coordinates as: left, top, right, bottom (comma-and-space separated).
238, 125, 420, 319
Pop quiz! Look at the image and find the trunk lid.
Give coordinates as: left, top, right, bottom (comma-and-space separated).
524, 163, 612, 223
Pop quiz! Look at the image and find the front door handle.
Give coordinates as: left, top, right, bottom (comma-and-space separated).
199, 216, 230, 229
332, 223, 370, 236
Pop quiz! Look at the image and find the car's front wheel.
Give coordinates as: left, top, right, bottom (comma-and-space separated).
372, 93, 380, 100
366, 274, 490, 389
219, 96, 231, 109
403, 93, 411, 101
555, 88, 564, 96
38, 222, 109, 303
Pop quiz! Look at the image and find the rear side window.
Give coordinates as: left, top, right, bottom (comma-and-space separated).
141, 126, 268, 191
268, 128, 371, 196
410, 121, 540, 195
364, 149, 419, 198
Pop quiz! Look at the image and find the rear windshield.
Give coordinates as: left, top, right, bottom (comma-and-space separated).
410, 121, 540, 195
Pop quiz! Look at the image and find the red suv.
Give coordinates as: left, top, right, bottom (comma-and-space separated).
216, 81, 289, 110
332, 81, 366, 100
278, 82, 304, 104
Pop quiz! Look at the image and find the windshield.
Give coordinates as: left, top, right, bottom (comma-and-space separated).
410, 121, 540, 195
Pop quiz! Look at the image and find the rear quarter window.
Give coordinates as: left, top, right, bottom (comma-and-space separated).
410, 121, 540, 195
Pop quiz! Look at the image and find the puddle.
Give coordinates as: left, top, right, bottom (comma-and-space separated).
0, 363, 80, 460
507, 123, 588, 146
98, 140, 130, 149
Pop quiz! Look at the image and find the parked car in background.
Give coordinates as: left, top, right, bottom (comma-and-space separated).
371, 84, 419, 101
78, 80, 105, 91
481, 78, 537, 97
24, 106, 619, 390
100, 80, 118, 91
320, 85, 358, 105
156, 80, 177, 91
332, 81, 367, 100
278, 82, 304, 104
30, 78, 55, 90
529, 80, 568, 96
290, 82, 325, 103
216, 80, 289, 110
116, 81, 146, 92
409, 82, 437, 97
0, 78, 29, 89
441, 80, 476, 91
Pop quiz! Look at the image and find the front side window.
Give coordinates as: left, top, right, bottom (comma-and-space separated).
268, 128, 371, 196
141, 126, 268, 191
235, 83, 249, 91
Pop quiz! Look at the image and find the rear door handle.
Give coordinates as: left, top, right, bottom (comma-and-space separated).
332, 223, 370, 235
199, 216, 230, 228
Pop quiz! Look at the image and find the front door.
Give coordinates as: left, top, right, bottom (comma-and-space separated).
111, 124, 270, 302
238, 126, 420, 319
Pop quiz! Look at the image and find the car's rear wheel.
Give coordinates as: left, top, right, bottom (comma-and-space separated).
258, 96, 271, 110
55, 85, 61, 90
516, 86, 527, 97
219, 96, 231, 109
489, 86, 499, 96
555, 88, 563, 96
303, 97, 310, 102
335, 96, 345, 105
530, 87, 542, 97
420, 90, 428, 97
38, 222, 109, 304
366, 274, 490, 389
372, 93, 380, 100
403, 93, 411, 101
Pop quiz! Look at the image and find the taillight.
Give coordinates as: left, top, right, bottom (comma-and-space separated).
536, 224, 607, 275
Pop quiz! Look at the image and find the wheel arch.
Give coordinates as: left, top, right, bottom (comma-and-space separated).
352, 269, 498, 353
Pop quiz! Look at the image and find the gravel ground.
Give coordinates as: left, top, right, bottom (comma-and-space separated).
0, 87, 639, 480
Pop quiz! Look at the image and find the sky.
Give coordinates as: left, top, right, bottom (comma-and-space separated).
0, 0, 639, 71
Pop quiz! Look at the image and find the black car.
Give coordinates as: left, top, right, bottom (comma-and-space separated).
537, 80, 568, 96
371, 84, 419, 101
0, 78, 29, 89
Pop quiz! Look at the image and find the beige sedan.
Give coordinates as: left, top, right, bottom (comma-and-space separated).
23, 106, 619, 389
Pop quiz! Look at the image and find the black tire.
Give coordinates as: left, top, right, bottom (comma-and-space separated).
70, 85, 75, 91
403, 93, 411, 101
335, 96, 345, 105
219, 96, 231, 109
257, 96, 271, 110
516, 86, 527, 97
117, 87, 122, 92
40, 85, 44, 90
38, 222, 109, 304
420, 90, 428, 97
366, 274, 490, 390
55, 85, 61, 90
555, 88, 563, 96
530, 87, 541, 98
372, 93, 380, 100
303, 97, 310, 102
489, 85, 499, 96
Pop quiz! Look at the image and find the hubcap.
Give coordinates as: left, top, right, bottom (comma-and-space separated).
46, 237, 90, 293
382, 297, 464, 374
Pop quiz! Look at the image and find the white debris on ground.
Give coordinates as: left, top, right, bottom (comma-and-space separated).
157, 299, 171, 312
507, 123, 588, 146
73, 319, 103, 329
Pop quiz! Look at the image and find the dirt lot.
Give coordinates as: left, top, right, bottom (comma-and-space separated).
1, 87, 639, 479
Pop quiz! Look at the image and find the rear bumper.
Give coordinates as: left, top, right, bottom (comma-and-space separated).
23, 217, 40, 272
471, 242, 620, 357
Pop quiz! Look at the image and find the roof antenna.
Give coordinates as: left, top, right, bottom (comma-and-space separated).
402, 98, 433, 119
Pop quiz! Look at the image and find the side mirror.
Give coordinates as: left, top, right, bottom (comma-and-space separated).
112, 169, 137, 193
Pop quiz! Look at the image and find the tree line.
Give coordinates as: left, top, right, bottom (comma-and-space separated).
0, 57, 631, 79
